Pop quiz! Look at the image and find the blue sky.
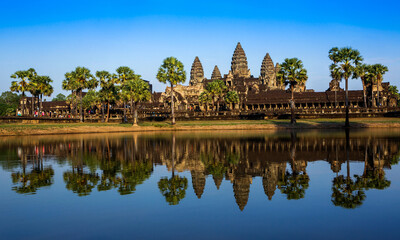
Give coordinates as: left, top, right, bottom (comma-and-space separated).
1, 0, 400, 96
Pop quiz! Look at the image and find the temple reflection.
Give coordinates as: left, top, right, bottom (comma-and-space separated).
1, 131, 399, 210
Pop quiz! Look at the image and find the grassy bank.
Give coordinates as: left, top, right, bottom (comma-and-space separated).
1, 118, 400, 136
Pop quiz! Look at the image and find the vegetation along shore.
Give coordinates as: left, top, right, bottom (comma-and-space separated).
2, 118, 400, 136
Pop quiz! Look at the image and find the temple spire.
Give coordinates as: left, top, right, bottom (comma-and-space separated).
189, 56, 204, 86
231, 42, 251, 78
211, 65, 222, 80
260, 53, 275, 86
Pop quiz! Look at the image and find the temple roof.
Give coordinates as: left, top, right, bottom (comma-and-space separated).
260, 53, 275, 79
190, 56, 204, 86
211, 65, 222, 80
231, 42, 250, 78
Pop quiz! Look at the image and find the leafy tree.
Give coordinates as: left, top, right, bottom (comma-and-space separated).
63, 168, 100, 197
158, 176, 188, 205
52, 93, 67, 102
122, 76, 151, 126
156, 57, 186, 125
331, 175, 366, 209
96, 71, 119, 122
10, 68, 37, 116
206, 79, 227, 111
368, 64, 388, 107
277, 58, 308, 124
34, 75, 54, 114
198, 91, 212, 112
11, 165, 54, 194
63, 67, 98, 122
328, 47, 363, 127
0, 91, 21, 116
278, 171, 310, 200
224, 91, 239, 110
116, 66, 135, 123
353, 63, 371, 108
82, 90, 101, 119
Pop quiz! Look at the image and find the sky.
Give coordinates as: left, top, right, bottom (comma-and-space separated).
1, 0, 400, 97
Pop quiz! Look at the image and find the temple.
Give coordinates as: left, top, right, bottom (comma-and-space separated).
147, 42, 398, 120
12, 42, 399, 120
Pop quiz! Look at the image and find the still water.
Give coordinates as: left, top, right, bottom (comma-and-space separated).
1, 130, 400, 239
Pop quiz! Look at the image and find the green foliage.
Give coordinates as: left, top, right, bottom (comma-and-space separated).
0, 91, 21, 116
368, 64, 389, 85
328, 47, 363, 81
277, 58, 308, 91
63, 169, 100, 197
121, 76, 151, 103
158, 175, 188, 205
331, 175, 366, 209
225, 91, 239, 104
52, 93, 67, 102
96, 70, 120, 104
10, 68, 37, 97
198, 91, 212, 104
156, 57, 186, 86
12, 167, 54, 194
82, 90, 100, 111
206, 79, 227, 101
279, 171, 310, 200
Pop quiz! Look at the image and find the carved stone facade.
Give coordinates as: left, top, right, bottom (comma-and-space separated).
189, 56, 204, 86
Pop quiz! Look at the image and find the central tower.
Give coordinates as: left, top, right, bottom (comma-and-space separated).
231, 42, 251, 78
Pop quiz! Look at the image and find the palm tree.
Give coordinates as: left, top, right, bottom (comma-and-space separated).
328, 47, 363, 128
82, 90, 100, 120
35, 75, 53, 115
206, 79, 227, 111
116, 66, 135, 123
63, 67, 98, 122
96, 71, 119, 122
156, 57, 186, 125
277, 58, 308, 124
198, 90, 212, 112
157, 134, 188, 205
353, 64, 371, 108
368, 64, 388, 107
122, 76, 151, 126
224, 91, 239, 110
10, 68, 37, 116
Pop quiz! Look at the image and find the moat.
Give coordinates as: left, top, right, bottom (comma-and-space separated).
1, 130, 400, 239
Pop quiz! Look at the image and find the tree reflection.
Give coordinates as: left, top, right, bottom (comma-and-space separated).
63, 167, 99, 197
158, 133, 188, 205
12, 166, 54, 194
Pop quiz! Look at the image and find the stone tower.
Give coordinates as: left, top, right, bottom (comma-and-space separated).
189, 56, 204, 86
191, 170, 206, 199
233, 175, 251, 211
260, 53, 276, 87
231, 42, 251, 78
211, 65, 222, 80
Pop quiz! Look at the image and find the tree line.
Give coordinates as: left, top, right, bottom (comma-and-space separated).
6, 49, 393, 126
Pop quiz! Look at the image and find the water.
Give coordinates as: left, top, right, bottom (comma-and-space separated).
1, 130, 400, 240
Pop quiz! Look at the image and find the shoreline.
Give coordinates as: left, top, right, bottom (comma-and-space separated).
2, 118, 400, 136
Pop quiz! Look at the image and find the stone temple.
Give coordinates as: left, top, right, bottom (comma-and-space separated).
149, 42, 398, 118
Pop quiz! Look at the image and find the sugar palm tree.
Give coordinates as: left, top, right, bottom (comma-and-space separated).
198, 90, 212, 112
224, 91, 239, 110
116, 66, 135, 123
10, 68, 37, 116
122, 76, 151, 126
156, 57, 186, 125
368, 64, 388, 107
35, 76, 53, 114
353, 63, 371, 108
328, 47, 363, 128
96, 71, 119, 122
277, 58, 308, 124
64, 67, 98, 122
206, 79, 227, 111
